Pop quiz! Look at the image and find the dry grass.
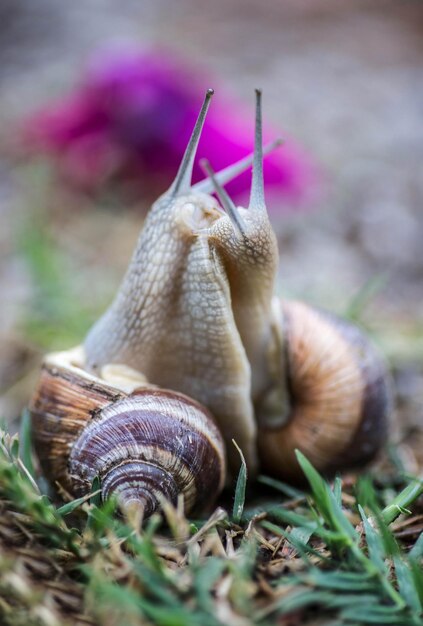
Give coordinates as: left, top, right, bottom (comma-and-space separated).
0, 423, 422, 626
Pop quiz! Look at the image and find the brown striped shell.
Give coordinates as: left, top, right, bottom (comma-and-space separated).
30, 348, 226, 518
256, 300, 392, 482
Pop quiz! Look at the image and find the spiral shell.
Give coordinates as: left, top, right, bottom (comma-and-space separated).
257, 300, 392, 482
30, 348, 226, 518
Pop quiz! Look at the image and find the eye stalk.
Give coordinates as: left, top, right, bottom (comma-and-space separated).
164, 87, 282, 206
194, 137, 283, 195
250, 88, 266, 213
200, 91, 283, 239
200, 158, 247, 237
168, 88, 214, 197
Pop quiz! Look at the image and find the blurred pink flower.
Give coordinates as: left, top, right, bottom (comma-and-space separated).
22, 46, 322, 210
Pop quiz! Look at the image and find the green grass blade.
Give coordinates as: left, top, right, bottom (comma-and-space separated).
381, 478, 423, 525
267, 589, 335, 616
57, 490, 102, 516
304, 569, 376, 592
340, 608, 411, 625
266, 506, 317, 529
258, 475, 305, 499
345, 273, 388, 322
409, 559, 423, 609
232, 440, 247, 523
295, 450, 331, 517
358, 504, 387, 572
333, 476, 343, 506
394, 555, 422, 615
296, 450, 356, 542
18, 409, 36, 478
409, 532, 423, 560
192, 557, 226, 613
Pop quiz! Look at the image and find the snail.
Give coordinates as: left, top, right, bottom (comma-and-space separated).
30, 88, 392, 520
30, 347, 226, 521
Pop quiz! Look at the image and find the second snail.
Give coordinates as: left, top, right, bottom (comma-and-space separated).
30, 89, 392, 522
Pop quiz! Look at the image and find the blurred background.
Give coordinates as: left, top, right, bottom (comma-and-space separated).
0, 0, 422, 471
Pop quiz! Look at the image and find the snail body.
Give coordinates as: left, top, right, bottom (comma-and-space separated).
30, 89, 392, 516
84, 90, 260, 472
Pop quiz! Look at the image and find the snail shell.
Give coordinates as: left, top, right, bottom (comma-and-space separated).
30, 348, 226, 518
256, 300, 392, 482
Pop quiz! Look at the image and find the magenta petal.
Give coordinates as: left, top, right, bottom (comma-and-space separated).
58, 132, 125, 190
20, 45, 323, 209
22, 95, 108, 152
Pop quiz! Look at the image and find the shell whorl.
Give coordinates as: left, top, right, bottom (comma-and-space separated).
30, 350, 226, 518
257, 300, 392, 481
69, 389, 226, 516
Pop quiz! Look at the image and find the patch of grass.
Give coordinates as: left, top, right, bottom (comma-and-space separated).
0, 430, 422, 626
17, 219, 106, 350
344, 274, 389, 324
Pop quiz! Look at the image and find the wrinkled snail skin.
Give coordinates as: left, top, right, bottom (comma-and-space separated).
256, 301, 392, 482
30, 349, 226, 518
84, 90, 259, 473
202, 90, 289, 421
84, 190, 258, 473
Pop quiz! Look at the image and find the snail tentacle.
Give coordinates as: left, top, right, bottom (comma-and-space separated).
169, 88, 214, 197
249, 88, 266, 213
194, 137, 283, 195
200, 158, 247, 237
